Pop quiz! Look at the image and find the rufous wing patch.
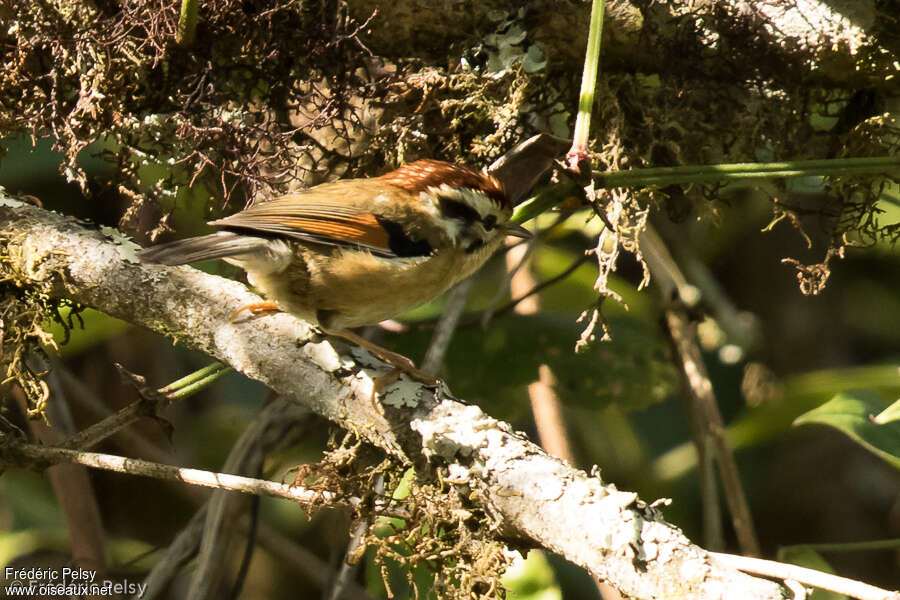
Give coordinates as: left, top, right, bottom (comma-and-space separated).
211, 207, 393, 255
277, 213, 390, 248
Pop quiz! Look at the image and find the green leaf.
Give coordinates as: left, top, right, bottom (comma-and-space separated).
393, 313, 678, 421
503, 550, 562, 600
873, 397, 900, 424
793, 390, 900, 470
653, 365, 900, 481
46, 307, 129, 356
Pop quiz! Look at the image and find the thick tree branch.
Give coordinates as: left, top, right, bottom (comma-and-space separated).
0, 198, 785, 600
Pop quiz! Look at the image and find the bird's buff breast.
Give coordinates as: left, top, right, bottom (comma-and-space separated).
248, 241, 500, 328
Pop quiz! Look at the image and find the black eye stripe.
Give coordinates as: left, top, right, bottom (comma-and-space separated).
483, 215, 497, 230
439, 196, 481, 224
374, 216, 433, 257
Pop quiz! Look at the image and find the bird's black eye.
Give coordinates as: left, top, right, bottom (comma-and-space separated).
483, 215, 497, 230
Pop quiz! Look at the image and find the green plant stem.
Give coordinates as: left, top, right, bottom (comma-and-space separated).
159, 361, 231, 399
59, 362, 233, 451
595, 156, 900, 187
778, 538, 900, 558
515, 156, 899, 224
511, 179, 584, 224
176, 0, 199, 47
571, 0, 605, 155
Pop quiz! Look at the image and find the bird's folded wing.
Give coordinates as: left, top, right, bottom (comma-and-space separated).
210, 199, 397, 258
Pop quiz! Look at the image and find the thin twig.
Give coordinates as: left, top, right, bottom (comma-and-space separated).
569, 0, 605, 162
506, 240, 575, 465
1, 435, 413, 522
60, 362, 231, 451
139, 504, 209, 600
668, 303, 761, 555
506, 238, 541, 316
229, 494, 259, 600
421, 278, 474, 376
490, 252, 593, 320
54, 361, 176, 462
696, 435, 724, 551
710, 552, 899, 600
511, 157, 900, 231
325, 474, 384, 600
642, 225, 761, 556
481, 217, 577, 328
13, 366, 107, 574
255, 522, 374, 600
188, 397, 308, 599
480, 237, 536, 328
1, 437, 349, 507
528, 365, 576, 465
159, 361, 232, 398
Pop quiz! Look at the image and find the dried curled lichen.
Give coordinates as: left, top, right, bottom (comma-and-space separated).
0, 1, 550, 243
294, 434, 514, 600
0, 252, 53, 420
369, 476, 514, 600
1, 1, 388, 233
0, 288, 53, 419
0, 217, 84, 419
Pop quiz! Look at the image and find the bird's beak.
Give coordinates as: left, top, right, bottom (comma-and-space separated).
504, 222, 532, 238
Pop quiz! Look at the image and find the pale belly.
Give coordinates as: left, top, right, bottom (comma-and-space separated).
249, 241, 500, 328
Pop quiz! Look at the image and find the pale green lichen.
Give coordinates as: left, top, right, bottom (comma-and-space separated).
482, 8, 547, 75
99, 226, 141, 264
380, 378, 424, 409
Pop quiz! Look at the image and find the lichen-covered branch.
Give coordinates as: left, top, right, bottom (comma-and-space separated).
0, 197, 786, 600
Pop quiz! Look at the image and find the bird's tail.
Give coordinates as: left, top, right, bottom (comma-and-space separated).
137, 231, 269, 265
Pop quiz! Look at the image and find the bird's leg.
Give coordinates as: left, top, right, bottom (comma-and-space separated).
230, 301, 280, 322
323, 328, 438, 388
228, 306, 437, 394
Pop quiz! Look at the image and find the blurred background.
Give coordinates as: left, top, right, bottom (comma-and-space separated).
1, 135, 898, 598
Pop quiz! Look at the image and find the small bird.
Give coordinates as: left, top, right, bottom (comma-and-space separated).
138, 159, 528, 379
